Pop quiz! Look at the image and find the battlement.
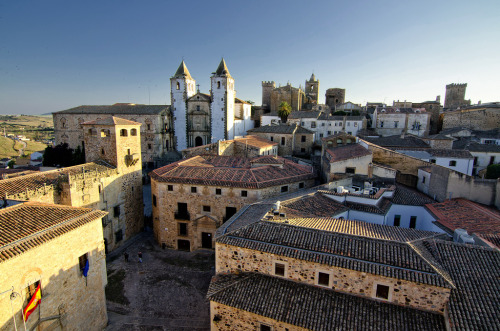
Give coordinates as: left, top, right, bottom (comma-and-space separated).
262, 81, 276, 86
446, 83, 467, 88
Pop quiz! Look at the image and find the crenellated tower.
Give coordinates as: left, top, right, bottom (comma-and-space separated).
171, 60, 196, 151
305, 73, 319, 104
262, 81, 276, 110
210, 58, 235, 142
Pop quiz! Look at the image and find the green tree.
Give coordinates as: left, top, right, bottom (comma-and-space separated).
7, 159, 15, 169
278, 101, 292, 123
332, 111, 347, 116
42, 143, 85, 167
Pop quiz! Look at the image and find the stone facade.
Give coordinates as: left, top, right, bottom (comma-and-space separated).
216, 243, 451, 313
444, 83, 470, 109
53, 105, 172, 169
181, 136, 278, 159
373, 108, 431, 137
0, 211, 108, 331
270, 84, 305, 112
441, 107, 500, 131
325, 88, 346, 110
261, 81, 276, 109
151, 179, 315, 251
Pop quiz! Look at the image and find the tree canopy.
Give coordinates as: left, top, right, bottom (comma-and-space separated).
42, 143, 85, 167
278, 101, 292, 122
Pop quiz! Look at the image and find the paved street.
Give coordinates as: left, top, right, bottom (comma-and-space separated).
105, 232, 214, 331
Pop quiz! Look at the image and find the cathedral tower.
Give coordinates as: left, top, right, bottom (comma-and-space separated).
305, 73, 319, 104
262, 81, 276, 110
171, 60, 196, 151
210, 58, 235, 142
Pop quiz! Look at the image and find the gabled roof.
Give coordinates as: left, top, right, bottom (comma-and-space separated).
0, 202, 107, 262
217, 221, 452, 288
187, 92, 211, 102
364, 135, 430, 148
425, 198, 500, 237
427, 149, 472, 159
54, 104, 169, 115
269, 216, 443, 242
247, 124, 313, 135
325, 144, 372, 162
214, 58, 232, 78
288, 111, 321, 119
173, 60, 192, 79
82, 116, 141, 126
207, 273, 446, 331
150, 155, 315, 189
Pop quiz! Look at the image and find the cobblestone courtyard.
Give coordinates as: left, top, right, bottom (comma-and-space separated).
105, 232, 214, 331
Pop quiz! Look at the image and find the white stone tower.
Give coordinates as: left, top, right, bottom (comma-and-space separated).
210, 58, 235, 142
171, 60, 196, 151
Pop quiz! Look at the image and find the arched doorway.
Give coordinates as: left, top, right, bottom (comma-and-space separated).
195, 136, 203, 147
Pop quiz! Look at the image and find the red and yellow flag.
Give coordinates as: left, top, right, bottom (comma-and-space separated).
23, 283, 41, 321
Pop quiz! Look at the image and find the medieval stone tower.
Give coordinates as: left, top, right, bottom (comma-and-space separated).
305, 73, 319, 104
444, 83, 470, 109
171, 61, 196, 151
82, 117, 144, 247
325, 88, 346, 110
211, 58, 235, 142
262, 81, 276, 110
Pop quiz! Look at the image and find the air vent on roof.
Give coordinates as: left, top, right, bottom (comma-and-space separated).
453, 229, 468, 242
458, 234, 475, 245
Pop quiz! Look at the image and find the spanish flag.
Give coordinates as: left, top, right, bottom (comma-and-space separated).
23, 283, 41, 321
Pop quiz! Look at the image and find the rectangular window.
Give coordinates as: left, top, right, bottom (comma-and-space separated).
375, 284, 390, 300
449, 160, 457, 167
394, 121, 399, 128
274, 262, 285, 277
191, 187, 197, 193
489, 156, 495, 165
78, 254, 88, 274
153, 195, 157, 207
430, 159, 436, 164
115, 229, 123, 242
474, 157, 478, 165
168, 185, 173, 191
216, 188, 222, 195
346, 167, 356, 174
281, 137, 285, 146
410, 216, 417, 229
354, 122, 358, 127
327, 131, 331, 135
114, 205, 120, 218
148, 143, 152, 150
301, 135, 306, 142
260, 324, 272, 331
394, 215, 401, 227
281, 185, 288, 193
319, 133, 323, 138
178, 223, 188, 236
422, 176, 426, 184
25, 280, 40, 301
317, 272, 330, 286
203, 205, 211, 212
380, 121, 384, 128
311, 122, 316, 128
299, 182, 304, 189
321, 123, 325, 126
241, 190, 247, 197
270, 136, 274, 142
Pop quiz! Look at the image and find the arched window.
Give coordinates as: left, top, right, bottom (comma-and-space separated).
217, 81, 221, 89
60, 118, 66, 128
131, 128, 137, 136
120, 129, 128, 137
101, 129, 110, 137
176, 82, 180, 90
101, 148, 105, 155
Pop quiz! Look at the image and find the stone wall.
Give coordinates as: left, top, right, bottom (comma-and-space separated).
441, 108, 500, 131
152, 179, 314, 251
210, 302, 302, 331
325, 88, 345, 109
53, 111, 171, 167
270, 85, 305, 112
216, 243, 450, 313
0, 219, 108, 331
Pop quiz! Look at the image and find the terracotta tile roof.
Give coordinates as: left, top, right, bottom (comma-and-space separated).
150, 155, 315, 189
325, 144, 372, 162
424, 240, 500, 330
82, 116, 141, 126
269, 217, 444, 242
475, 233, 500, 249
427, 149, 472, 158
391, 184, 436, 205
0, 202, 107, 262
217, 221, 452, 288
247, 124, 313, 134
216, 203, 274, 237
54, 104, 169, 115
207, 272, 446, 331
0, 161, 116, 199
281, 193, 348, 217
0, 169, 38, 180
425, 198, 500, 236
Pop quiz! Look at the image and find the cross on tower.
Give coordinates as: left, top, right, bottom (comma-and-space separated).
196, 84, 200, 93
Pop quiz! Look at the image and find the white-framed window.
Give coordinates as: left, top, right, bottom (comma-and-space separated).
372, 282, 392, 301
316, 270, 332, 287
273, 260, 288, 277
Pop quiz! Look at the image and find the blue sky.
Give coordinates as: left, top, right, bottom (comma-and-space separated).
1, 0, 499, 115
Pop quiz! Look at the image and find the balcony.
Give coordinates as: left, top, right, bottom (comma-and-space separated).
174, 212, 190, 220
